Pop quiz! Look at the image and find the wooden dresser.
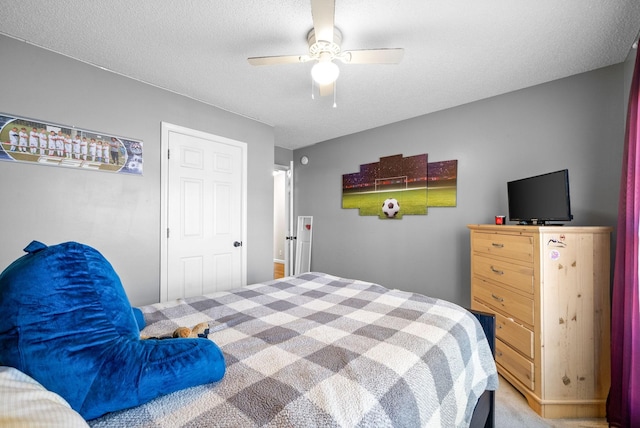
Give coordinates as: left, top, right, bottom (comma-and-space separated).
468, 224, 612, 418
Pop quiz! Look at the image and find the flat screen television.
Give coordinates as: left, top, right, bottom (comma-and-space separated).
507, 169, 573, 225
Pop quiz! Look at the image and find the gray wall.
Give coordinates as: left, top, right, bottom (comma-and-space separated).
1, 32, 633, 309
0, 35, 275, 306
275, 146, 293, 166
293, 62, 629, 307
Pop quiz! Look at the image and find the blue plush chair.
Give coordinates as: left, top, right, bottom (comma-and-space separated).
0, 241, 225, 420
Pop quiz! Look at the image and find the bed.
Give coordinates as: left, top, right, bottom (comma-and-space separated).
81, 272, 498, 427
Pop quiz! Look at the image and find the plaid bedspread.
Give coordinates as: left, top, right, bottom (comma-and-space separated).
89, 272, 498, 427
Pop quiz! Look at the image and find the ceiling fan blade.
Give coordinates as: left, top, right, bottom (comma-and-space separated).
342, 48, 405, 64
311, 0, 335, 42
318, 82, 334, 97
247, 55, 303, 66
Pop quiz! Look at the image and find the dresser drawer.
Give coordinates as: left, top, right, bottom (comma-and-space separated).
496, 339, 534, 391
473, 255, 534, 295
472, 232, 534, 263
472, 300, 534, 359
473, 278, 534, 326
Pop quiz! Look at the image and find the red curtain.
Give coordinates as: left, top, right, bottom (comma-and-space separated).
607, 45, 640, 427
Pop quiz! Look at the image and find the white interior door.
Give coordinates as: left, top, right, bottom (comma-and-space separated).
161, 122, 247, 301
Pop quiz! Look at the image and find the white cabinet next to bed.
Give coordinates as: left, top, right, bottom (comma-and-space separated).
468, 224, 611, 419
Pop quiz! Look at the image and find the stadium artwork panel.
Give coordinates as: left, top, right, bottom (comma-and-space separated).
0, 113, 143, 175
342, 153, 457, 219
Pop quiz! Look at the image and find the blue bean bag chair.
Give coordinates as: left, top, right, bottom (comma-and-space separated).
0, 241, 225, 420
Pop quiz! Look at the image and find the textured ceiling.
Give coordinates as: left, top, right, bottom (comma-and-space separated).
1, 0, 639, 150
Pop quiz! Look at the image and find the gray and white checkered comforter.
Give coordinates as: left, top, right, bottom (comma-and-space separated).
89, 272, 498, 427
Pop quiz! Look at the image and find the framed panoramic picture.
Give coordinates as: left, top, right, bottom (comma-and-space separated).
0, 113, 143, 175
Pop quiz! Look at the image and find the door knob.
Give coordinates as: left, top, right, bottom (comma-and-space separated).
233, 241, 242, 247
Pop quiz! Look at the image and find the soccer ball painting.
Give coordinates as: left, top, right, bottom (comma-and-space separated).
382, 198, 400, 218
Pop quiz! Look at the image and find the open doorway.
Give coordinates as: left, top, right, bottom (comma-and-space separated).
273, 162, 293, 279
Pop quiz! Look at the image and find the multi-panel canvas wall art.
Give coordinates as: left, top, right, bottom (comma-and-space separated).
342, 153, 457, 219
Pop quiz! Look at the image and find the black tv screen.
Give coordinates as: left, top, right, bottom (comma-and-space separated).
507, 169, 573, 225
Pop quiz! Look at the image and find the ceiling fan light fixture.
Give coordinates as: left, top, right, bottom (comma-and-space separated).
311, 60, 339, 85
247, 2, 403, 101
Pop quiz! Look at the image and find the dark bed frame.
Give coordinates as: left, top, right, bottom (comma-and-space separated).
468, 309, 496, 428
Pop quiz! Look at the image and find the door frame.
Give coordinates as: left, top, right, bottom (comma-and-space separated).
286, 160, 294, 277
160, 122, 247, 302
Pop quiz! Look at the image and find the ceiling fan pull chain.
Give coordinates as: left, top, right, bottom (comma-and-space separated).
311, 76, 315, 100
333, 82, 337, 108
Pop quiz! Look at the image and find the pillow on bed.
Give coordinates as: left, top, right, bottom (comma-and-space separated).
0, 366, 89, 427
0, 241, 226, 420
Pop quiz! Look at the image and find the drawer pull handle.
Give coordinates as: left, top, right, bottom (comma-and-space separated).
490, 266, 504, 275
491, 243, 504, 248
491, 293, 504, 303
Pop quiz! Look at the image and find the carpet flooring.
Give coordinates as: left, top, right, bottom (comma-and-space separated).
495, 375, 608, 428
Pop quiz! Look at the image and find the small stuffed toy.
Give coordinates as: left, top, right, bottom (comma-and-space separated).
140, 322, 210, 340
173, 322, 210, 338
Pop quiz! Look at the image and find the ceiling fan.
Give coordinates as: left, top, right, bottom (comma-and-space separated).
247, 0, 404, 97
